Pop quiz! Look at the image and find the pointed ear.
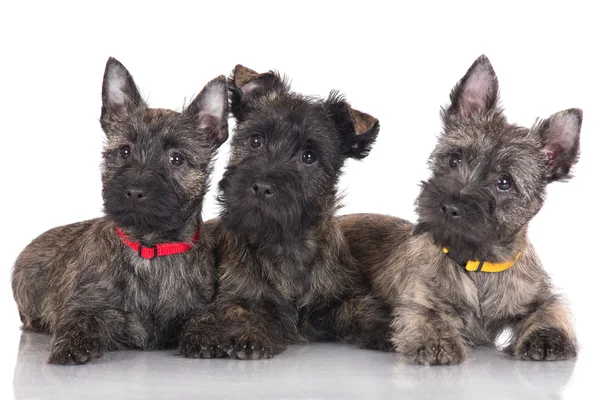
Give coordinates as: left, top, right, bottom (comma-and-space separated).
185, 75, 229, 148
536, 108, 582, 182
101, 58, 145, 126
326, 92, 380, 159
228, 64, 287, 121
445, 55, 499, 119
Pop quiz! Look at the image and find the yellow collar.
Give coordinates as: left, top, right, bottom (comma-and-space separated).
442, 248, 521, 273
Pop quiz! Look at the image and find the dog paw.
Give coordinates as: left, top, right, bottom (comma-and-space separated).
514, 327, 577, 361
397, 335, 467, 365
179, 327, 224, 359
48, 333, 104, 365
222, 334, 285, 360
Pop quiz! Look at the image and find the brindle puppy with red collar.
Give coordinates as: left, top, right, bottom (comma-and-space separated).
12, 58, 229, 364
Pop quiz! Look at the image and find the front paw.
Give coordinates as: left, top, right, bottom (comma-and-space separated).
514, 327, 577, 361
394, 334, 467, 365
222, 332, 285, 360
48, 332, 104, 365
179, 325, 224, 359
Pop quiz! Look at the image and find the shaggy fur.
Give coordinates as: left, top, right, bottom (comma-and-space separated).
340, 55, 581, 365
181, 65, 391, 360
12, 58, 229, 364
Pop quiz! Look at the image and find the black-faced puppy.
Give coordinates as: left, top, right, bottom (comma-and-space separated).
12, 58, 229, 364
340, 55, 581, 364
184, 65, 390, 360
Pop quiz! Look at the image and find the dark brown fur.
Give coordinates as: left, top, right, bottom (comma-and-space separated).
340, 55, 581, 365
12, 58, 229, 364
181, 65, 392, 360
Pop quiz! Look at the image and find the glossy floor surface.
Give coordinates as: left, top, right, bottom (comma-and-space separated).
8, 332, 594, 399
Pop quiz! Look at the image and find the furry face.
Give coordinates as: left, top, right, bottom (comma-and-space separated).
100, 58, 228, 240
218, 65, 379, 245
414, 55, 581, 262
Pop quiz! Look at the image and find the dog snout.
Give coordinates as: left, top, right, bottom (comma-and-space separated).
441, 201, 463, 220
125, 186, 147, 203
251, 181, 276, 198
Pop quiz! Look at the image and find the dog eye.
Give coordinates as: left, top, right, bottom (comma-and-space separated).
497, 175, 512, 191
250, 135, 262, 148
119, 145, 131, 159
449, 153, 461, 168
170, 152, 185, 167
301, 150, 317, 165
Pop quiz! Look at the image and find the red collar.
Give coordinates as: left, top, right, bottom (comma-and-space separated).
116, 227, 200, 259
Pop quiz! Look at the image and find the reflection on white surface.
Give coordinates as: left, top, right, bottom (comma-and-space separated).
13, 332, 576, 400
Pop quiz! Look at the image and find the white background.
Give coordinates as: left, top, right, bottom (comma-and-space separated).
1, 0, 598, 398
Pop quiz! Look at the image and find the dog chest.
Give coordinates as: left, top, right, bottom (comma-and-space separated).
123, 255, 208, 322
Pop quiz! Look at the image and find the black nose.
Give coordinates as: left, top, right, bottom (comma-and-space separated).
126, 187, 147, 202
441, 203, 463, 219
251, 181, 276, 198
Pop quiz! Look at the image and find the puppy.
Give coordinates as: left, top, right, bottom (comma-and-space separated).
182, 65, 391, 360
12, 58, 229, 364
340, 55, 581, 364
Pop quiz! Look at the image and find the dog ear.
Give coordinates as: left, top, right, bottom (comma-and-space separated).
445, 55, 499, 119
228, 64, 288, 121
101, 58, 146, 130
325, 92, 380, 159
186, 75, 229, 148
535, 108, 582, 182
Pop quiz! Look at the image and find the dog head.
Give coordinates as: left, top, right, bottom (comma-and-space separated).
100, 58, 228, 241
218, 65, 379, 244
415, 55, 582, 261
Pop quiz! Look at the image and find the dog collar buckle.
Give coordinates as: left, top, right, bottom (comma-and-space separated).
138, 244, 158, 259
